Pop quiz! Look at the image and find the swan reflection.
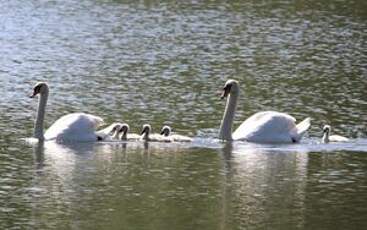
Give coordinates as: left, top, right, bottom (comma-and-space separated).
219, 142, 308, 228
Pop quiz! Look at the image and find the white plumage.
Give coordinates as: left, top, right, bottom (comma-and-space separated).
30, 82, 107, 143
219, 80, 311, 143
322, 125, 349, 143
141, 124, 169, 142
232, 111, 310, 143
45, 113, 105, 142
118, 123, 141, 141
160, 125, 192, 142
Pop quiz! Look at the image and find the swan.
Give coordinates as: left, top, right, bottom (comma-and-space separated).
30, 82, 108, 142
111, 123, 123, 139
322, 125, 349, 143
160, 125, 192, 142
118, 123, 140, 141
97, 122, 122, 140
141, 124, 168, 142
218, 79, 311, 143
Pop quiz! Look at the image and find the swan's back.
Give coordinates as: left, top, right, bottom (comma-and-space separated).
149, 134, 169, 142
329, 135, 349, 142
171, 134, 192, 142
44, 113, 104, 142
127, 133, 141, 140
232, 111, 298, 143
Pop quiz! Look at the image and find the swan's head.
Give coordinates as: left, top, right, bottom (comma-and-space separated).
160, 125, 171, 136
221, 79, 239, 99
323, 125, 331, 134
30, 82, 49, 98
141, 124, 151, 135
110, 123, 122, 135
117, 123, 129, 139
119, 123, 130, 134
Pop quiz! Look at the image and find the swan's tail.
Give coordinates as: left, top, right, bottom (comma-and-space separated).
296, 117, 311, 137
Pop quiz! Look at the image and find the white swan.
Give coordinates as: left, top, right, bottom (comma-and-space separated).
118, 123, 140, 141
160, 125, 192, 142
111, 123, 123, 139
97, 122, 122, 140
322, 125, 349, 143
30, 82, 107, 142
141, 124, 168, 142
219, 80, 311, 143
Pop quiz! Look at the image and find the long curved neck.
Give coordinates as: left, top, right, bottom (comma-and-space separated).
121, 131, 127, 140
142, 130, 149, 140
113, 131, 120, 139
219, 91, 238, 141
322, 131, 329, 143
34, 90, 48, 141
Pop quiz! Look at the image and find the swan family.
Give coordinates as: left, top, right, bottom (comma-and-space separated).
29, 80, 349, 144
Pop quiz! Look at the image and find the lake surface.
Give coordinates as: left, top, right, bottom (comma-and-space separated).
0, 0, 366, 229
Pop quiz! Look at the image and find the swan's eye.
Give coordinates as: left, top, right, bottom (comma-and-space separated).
221, 84, 232, 99
34, 85, 42, 94
161, 128, 170, 136
30, 85, 42, 98
224, 84, 232, 91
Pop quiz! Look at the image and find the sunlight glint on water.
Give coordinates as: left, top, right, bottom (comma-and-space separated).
0, 0, 366, 229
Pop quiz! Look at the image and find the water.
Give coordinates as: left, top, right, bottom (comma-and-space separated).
1, 0, 366, 229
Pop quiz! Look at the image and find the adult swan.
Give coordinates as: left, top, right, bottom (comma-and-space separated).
219, 80, 311, 143
30, 82, 108, 142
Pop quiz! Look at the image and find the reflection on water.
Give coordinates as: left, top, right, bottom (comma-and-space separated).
1, 139, 365, 229
220, 141, 367, 229
1, 0, 366, 229
220, 142, 309, 229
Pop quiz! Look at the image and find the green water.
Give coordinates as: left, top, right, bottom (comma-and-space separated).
0, 0, 366, 229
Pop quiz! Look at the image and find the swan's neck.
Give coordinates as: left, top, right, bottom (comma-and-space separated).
322, 131, 329, 143
113, 131, 120, 139
219, 91, 238, 141
142, 131, 149, 140
121, 132, 127, 140
34, 90, 48, 141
